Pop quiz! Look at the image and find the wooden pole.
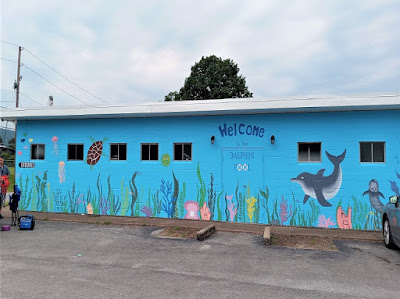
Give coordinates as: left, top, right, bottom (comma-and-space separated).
16, 46, 22, 108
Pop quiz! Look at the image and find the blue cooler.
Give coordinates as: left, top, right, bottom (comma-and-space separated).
19, 215, 35, 230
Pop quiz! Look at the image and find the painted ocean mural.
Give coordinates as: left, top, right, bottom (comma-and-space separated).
14, 110, 400, 231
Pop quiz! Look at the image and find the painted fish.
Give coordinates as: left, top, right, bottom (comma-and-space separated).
291, 150, 346, 207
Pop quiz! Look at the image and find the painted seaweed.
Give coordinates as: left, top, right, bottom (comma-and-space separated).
152, 190, 161, 217
33, 171, 48, 212
196, 163, 206, 208
207, 173, 216, 220
215, 191, 223, 221
260, 186, 270, 223
172, 173, 179, 218
18, 175, 31, 210
120, 179, 130, 216
290, 195, 320, 227
68, 182, 79, 213
129, 171, 139, 216
160, 173, 179, 218
107, 175, 121, 215
177, 182, 186, 218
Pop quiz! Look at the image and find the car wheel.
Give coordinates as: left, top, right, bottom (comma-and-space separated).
383, 218, 395, 249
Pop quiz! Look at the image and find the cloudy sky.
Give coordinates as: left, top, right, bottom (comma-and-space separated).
1, 0, 400, 109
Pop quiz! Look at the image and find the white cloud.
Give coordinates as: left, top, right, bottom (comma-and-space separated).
1, 0, 399, 109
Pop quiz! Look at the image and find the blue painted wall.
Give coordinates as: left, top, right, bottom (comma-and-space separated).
14, 110, 400, 230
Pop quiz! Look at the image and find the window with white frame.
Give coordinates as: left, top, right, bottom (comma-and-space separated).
360, 142, 385, 163
31, 144, 45, 160
174, 143, 192, 161
110, 143, 127, 161
298, 142, 321, 162
141, 143, 158, 161
68, 144, 84, 160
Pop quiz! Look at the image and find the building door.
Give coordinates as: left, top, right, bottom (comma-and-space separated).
221, 148, 265, 195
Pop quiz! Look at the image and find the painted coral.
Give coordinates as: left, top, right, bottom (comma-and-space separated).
200, 202, 211, 220
226, 194, 237, 221
337, 207, 352, 229
317, 214, 336, 228
279, 196, 293, 225
140, 205, 153, 217
245, 196, 257, 223
87, 202, 93, 215
184, 201, 199, 220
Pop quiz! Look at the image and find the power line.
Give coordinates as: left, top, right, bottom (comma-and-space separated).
22, 63, 88, 105
1, 89, 43, 106
1, 40, 20, 47
2, 40, 109, 105
23, 48, 109, 104
19, 91, 44, 106
0, 57, 18, 64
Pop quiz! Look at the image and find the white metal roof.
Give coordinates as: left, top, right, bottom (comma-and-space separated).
1, 94, 399, 121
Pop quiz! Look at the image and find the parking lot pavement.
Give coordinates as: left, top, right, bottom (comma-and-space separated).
0, 220, 399, 299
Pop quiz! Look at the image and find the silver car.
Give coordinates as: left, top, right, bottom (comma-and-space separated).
382, 195, 400, 249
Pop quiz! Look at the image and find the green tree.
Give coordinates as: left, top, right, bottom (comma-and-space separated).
0, 136, 3, 144
165, 55, 252, 101
8, 137, 15, 149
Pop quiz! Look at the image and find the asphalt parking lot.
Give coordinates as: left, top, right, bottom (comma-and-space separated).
1, 220, 399, 299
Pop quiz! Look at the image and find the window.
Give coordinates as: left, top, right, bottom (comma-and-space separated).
360, 142, 385, 163
141, 143, 158, 161
110, 143, 127, 160
31, 144, 45, 160
68, 144, 84, 160
174, 143, 192, 161
298, 142, 321, 162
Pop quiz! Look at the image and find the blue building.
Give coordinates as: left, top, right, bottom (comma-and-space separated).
3, 95, 400, 230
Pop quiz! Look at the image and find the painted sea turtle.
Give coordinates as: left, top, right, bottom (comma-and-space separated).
86, 137, 108, 169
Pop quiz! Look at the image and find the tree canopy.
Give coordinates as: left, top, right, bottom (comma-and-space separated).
8, 137, 15, 149
165, 55, 252, 101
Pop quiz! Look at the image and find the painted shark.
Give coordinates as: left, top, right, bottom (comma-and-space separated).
291, 150, 346, 207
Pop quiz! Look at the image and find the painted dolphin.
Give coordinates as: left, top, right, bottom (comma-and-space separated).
291, 150, 346, 207
362, 179, 385, 213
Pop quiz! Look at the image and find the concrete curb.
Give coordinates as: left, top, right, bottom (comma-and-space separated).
0, 209, 383, 242
263, 227, 271, 245
196, 224, 216, 241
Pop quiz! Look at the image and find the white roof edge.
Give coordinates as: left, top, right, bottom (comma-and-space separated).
1, 94, 400, 121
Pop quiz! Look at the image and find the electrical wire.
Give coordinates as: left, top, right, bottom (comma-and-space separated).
19, 91, 44, 106
1, 89, 43, 106
23, 48, 109, 104
0, 57, 18, 64
22, 63, 88, 105
2, 40, 109, 104
1, 40, 20, 47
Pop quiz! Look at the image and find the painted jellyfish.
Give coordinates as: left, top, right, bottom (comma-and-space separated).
58, 161, 66, 183
52, 136, 59, 155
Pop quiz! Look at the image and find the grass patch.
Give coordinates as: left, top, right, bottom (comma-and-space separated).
267, 234, 338, 251
158, 226, 198, 239
103, 220, 112, 225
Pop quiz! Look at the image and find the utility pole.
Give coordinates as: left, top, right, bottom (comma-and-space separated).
15, 46, 22, 108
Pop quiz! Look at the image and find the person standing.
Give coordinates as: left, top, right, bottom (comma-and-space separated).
0, 156, 10, 219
